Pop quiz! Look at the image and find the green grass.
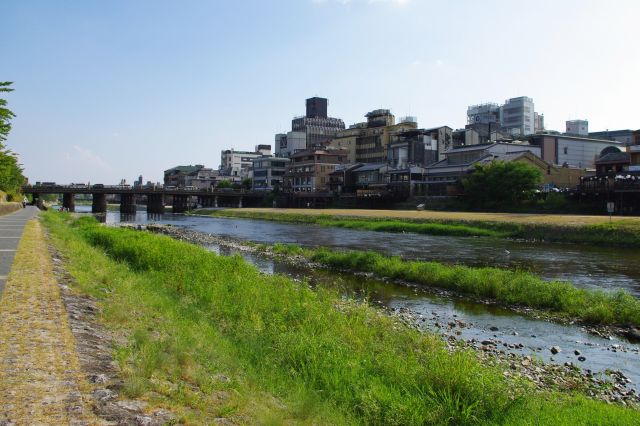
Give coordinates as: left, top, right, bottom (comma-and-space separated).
198, 210, 640, 248
42, 212, 640, 425
266, 243, 640, 327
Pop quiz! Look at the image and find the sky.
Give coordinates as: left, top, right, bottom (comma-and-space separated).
2, 0, 639, 184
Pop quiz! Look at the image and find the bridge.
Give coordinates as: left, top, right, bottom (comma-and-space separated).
22, 185, 268, 213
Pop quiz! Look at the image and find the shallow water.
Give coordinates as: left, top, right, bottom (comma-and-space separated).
93, 208, 640, 297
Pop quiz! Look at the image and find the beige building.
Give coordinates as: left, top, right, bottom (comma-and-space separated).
283, 149, 349, 192
354, 110, 417, 163
326, 127, 360, 163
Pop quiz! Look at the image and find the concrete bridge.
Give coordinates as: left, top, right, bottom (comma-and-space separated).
22, 185, 268, 213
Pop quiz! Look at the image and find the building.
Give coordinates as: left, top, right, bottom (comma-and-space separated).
594, 149, 630, 176
566, 120, 588, 136
387, 126, 453, 168
467, 103, 500, 125
325, 127, 360, 163
220, 145, 270, 179
466, 97, 543, 140
347, 110, 417, 164
423, 144, 582, 196
283, 149, 348, 192
627, 130, 640, 172
275, 131, 306, 158
164, 165, 218, 189
529, 134, 625, 169
588, 129, 635, 145
291, 97, 345, 148
534, 112, 545, 133
501, 96, 536, 136
251, 156, 290, 191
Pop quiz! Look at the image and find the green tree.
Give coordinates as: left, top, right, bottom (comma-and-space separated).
0, 82, 15, 142
461, 160, 542, 209
216, 180, 232, 189
241, 177, 252, 190
0, 82, 26, 198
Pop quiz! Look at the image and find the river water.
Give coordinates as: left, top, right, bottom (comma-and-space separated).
76, 208, 640, 387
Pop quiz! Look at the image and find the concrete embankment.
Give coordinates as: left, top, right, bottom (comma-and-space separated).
0, 202, 23, 216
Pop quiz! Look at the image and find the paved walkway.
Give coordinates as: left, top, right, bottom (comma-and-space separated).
0, 218, 100, 424
0, 206, 38, 294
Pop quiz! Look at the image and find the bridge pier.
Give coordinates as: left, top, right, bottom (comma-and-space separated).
172, 195, 189, 213
120, 193, 136, 214
238, 196, 243, 208
147, 194, 164, 214
62, 193, 75, 212
214, 196, 218, 208
92, 193, 107, 213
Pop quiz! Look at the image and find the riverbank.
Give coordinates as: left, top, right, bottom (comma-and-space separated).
42, 212, 640, 424
40, 211, 639, 425
147, 223, 640, 335
195, 208, 640, 248
144, 223, 640, 406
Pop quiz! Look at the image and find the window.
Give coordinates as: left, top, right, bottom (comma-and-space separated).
563, 147, 568, 155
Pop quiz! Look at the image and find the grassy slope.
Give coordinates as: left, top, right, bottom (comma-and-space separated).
43, 212, 639, 425
199, 209, 640, 247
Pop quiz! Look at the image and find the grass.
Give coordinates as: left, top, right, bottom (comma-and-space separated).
42, 212, 640, 425
198, 209, 640, 248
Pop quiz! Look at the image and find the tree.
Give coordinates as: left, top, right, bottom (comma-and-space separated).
0, 82, 26, 198
0, 82, 15, 142
241, 177, 252, 190
216, 180, 232, 189
461, 160, 542, 209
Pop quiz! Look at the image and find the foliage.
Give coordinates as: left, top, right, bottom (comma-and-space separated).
0, 82, 25, 197
0, 82, 15, 142
462, 161, 542, 209
42, 212, 640, 425
216, 180, 232, 189
296, 247, 640, 327
241, 177, 252, 190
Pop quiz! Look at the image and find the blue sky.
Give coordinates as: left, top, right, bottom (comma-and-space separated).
2, 0, 639, 184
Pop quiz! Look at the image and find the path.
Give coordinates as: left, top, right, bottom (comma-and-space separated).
0, 218, 101, 425
0, 206, 38, 294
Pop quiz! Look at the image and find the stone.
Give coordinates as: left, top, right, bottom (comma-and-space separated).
550, 346, 561, 355
489, 326, 499, 331
578, 356, 587, 362
574, 350, 581, 356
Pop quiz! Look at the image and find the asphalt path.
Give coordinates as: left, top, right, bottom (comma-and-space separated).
0, 206, 39, 294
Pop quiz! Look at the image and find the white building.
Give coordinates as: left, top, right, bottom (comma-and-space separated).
531, 134, 624, 168
275, 131, 306, 158
501, 96, 535, 136
566, 120, 589, 136
220, 146, 269, 179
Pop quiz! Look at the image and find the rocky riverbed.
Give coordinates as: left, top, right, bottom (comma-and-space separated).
130, 223, 640, 407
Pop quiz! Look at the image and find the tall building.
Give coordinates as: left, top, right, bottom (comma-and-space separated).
283, 149, 349, 192
500, 96, 535, 136
566, 120, 589, 136
467, 103, 501, 125
291, 97, 345, 148
343, 109, 418, 164
275, 131, 306, 158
